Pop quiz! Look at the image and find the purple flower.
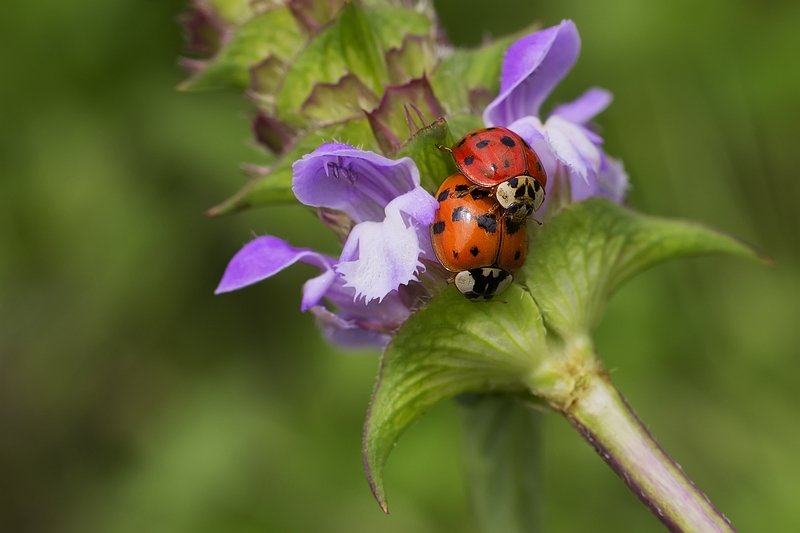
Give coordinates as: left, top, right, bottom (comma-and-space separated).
215, 143, 440, 347
484, 20, 629, 208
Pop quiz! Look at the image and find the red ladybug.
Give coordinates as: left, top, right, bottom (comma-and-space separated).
447, 127, 547, 220
431, 173, 527, 300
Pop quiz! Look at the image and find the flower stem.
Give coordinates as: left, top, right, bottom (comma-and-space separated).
561, 371, 735, 532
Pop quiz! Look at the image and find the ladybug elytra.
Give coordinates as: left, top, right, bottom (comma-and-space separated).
448, 127, 547, 220
431, 173, 527, 300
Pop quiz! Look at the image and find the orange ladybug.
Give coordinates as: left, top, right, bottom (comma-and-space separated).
431, 173, 527, 300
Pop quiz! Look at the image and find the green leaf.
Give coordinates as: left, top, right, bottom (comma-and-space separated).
430, 34, 516, 115
181, 8, 304, 91
524, 198, 761, 339
363, 285, 548, 512
459, 395, 544, 533
208, 118, 378, 215
393, 117, 457, 194
275, 3, 432, 123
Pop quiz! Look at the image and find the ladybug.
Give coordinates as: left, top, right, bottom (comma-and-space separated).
431, 173, 527, 300
445, 127, 547, 221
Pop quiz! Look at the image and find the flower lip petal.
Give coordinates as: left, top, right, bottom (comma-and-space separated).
309, 306, 392, 348
596, 154, 630, 204
544, 115, 601, 186
301, 268, 337, 312
215, 235, 333, 294
483, 20, 581, 126
335, 187, 438, 303
292, 143, 421, 224
551, 87, 612, 125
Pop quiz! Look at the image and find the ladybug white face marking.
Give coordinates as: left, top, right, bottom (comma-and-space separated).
496, 175, 546, 221
454, 267, 513, 300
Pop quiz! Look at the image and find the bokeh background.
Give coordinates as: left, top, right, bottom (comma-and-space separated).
2, 0, 799, 531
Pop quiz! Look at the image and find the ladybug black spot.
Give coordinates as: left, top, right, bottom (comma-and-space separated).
463, 155, 475, 166
437, 188, 450, 202
476, 139, 490, 149
500, 136, 516, 147
477, 214, 498, 233
508, 177, 519, 188
536, 161, 542, 172
432, 221, 446, 234
452, 250, 459, 259
534, 180, 541, 191
470, 246, 480, 256
469, 188, 489, 200
455, 184, 470, 192
514, 250, 521, 260
452, 206, 471, 222
504, 159, 511, 168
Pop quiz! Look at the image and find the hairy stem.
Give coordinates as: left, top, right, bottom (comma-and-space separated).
561, 371, 735, 532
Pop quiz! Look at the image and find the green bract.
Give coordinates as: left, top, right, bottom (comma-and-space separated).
363, 198, 758, 511
180, 1, 527, 215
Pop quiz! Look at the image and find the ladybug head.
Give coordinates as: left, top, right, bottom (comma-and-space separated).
454, 267, 513, 301
495, 175, 545, 221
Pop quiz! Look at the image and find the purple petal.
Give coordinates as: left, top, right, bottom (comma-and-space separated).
215, 236, 333, 294
508, 116, 559, 184
483, 20, 580, 126
301, 268, 337, 312
596, 154, 629, 204
292, 143, 420, 224
543, 115, 601, 191
309, 307, 392, 348
335, 187, 437, 302
551, 87, 612, 125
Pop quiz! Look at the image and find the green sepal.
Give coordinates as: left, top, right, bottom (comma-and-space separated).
366, 77, 445, 154
180, 7, 304, 92
300, 74, 379, 126
385, 34, 437, 85
286, 0, 348, 34
203, 0, 255, 26
523, 198, 762, 340
430, 25, 539, 115
393, 117, 457, 194
207, 118, 379, 215
362, 285, 548, 512
276, 2, 432, 125
459, 395, 544, 533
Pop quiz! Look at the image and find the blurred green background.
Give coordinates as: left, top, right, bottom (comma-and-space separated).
2, 0, 799, 531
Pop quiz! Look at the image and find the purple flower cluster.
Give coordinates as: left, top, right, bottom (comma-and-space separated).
216, 20, 628, 347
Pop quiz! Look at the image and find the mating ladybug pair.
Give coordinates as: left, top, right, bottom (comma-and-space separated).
431, 127, 547, 300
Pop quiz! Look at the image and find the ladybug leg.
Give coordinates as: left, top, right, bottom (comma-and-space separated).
454, 185, 480, 198
435, 144, 453, 154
